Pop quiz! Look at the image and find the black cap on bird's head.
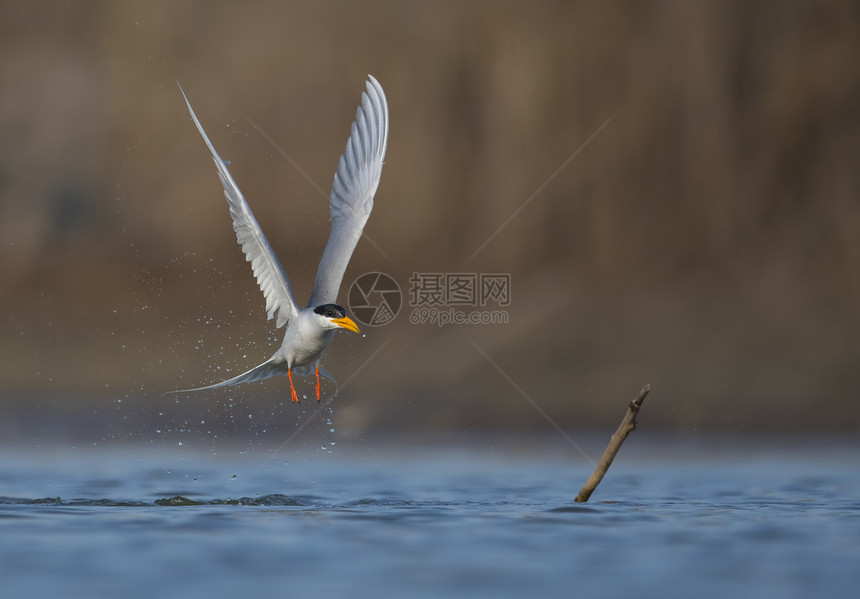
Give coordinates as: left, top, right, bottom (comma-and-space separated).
313, 303, 360, 333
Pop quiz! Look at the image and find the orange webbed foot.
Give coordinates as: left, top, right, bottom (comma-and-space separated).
287, 368, 300, 403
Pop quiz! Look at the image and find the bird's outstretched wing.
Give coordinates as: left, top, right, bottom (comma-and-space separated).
308, 75, 389, 308
179, 83, 298, 328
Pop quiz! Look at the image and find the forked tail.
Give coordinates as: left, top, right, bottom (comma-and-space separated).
165, 356, 286, 395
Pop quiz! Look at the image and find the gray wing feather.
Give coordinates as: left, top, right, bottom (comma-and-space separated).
308, 75, 389, 307
179, 83, 298, 328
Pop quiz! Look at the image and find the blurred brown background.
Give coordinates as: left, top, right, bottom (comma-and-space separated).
1, 1, 858, 442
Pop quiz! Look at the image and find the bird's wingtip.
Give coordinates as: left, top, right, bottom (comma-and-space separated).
366, 74, 383, 93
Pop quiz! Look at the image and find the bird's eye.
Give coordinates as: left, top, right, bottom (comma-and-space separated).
314, 304, 346, 318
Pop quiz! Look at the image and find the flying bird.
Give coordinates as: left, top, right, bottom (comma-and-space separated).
171, 76, 389, 402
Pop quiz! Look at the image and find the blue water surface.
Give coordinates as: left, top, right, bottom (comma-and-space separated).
1, 435, 858, 598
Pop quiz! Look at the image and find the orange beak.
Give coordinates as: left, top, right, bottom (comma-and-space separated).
332, 316, 360, 333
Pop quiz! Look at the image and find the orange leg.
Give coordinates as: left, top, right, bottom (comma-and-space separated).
315, 365, 321, 402
287, 368, 300, 403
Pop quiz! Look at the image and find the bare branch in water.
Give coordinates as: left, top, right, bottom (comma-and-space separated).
575, 384, 651, 503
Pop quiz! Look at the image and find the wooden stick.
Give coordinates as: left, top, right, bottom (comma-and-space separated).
575, 384, 650, 503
